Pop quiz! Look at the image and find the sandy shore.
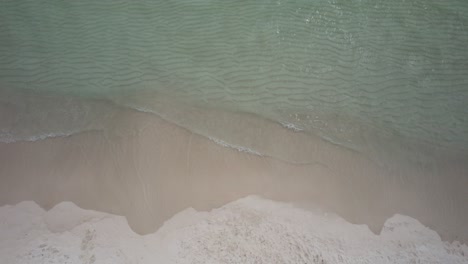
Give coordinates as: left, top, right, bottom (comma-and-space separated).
0, 107, 467, 244
2, 197, 468, 263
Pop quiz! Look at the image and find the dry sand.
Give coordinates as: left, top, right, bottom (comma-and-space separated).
0, 107, 467, 247
1, 197, 467, 263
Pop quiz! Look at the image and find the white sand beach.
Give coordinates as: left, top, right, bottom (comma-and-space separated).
1, 196, 467, 263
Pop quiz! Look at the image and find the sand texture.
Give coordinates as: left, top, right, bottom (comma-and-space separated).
1, 196, 467, 264
0, 108, 467, 244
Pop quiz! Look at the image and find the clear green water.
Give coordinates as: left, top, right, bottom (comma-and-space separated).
1, 0, 468, 156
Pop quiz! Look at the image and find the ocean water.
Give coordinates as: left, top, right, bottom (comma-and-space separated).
1, 0, 468, 156
1, 0, 468, 243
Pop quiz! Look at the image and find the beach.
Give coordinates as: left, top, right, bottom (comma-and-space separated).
1, 0, 468, 262
1, 197, 468, 263
1, 104, 467, 245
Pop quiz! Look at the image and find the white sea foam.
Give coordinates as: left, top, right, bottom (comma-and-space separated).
0, 130, 96, 144
279, 121, 304, 132
208, 136, 262, 156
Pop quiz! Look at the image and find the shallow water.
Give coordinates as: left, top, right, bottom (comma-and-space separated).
1, 0, 468, 151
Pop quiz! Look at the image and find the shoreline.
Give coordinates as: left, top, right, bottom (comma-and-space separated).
0, 106, 467, 244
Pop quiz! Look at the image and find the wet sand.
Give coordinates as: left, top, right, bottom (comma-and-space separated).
0, 107, 467, 244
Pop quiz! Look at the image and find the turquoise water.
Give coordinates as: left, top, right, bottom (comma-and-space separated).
1, 0, 468, 158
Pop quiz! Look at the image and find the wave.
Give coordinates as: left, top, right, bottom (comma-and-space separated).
279, 122, 304, 132
0, 130, 93, 143
207, 136, 262, 156
1, 90, 462, 173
